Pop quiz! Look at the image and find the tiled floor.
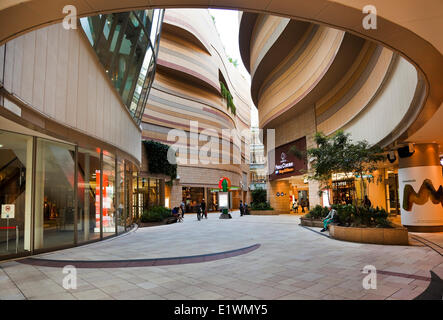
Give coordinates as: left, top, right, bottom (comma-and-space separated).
0, 211, 442, 300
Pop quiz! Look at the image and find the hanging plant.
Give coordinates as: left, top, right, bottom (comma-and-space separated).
220, 81, 236, 116
143, 140, 177, 183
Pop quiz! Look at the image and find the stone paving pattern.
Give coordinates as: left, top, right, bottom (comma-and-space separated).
0, 212, 442, 300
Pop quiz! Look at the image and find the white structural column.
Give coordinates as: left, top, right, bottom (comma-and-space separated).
398, 143, 443, 231
34, 140, 45, 248
23, 137, 33, 251
83, 153, 90, 241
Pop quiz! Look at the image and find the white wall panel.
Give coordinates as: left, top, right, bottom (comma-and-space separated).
1, 23, 141, 162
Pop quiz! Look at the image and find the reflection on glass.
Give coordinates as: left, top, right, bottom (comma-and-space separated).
79, 9, 164, 124
132, 172, 138, 221
0, 130, 32, 256
125, 164, 133, 228
117, 160, 125, 233
77, 148, 101, 242
102, 154, 116, 237
35, 139, 75, 249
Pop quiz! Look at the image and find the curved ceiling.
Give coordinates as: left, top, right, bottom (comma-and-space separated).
0, 0, 441, 146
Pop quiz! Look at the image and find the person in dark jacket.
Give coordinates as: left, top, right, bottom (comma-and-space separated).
240, 200, 244, 216
201, 199, 207, 219
363, 196, 372, 208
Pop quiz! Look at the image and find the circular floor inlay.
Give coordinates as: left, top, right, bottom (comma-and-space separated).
18, 243, 261, 268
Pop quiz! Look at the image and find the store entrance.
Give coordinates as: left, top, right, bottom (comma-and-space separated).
386, 172, 400, 215
182, 187, 204, 213
332, 179, 355, 205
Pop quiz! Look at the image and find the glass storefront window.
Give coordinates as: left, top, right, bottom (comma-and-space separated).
125, 164, 134, 228
182, 187, 204, 213
102, 153, 116, 237
0, 129, 138, 260
77, 148, 101, 243
0, 130, 33, 257
35, 138, 75, 249
132, 172, 139, 221
116, 160, 125, 233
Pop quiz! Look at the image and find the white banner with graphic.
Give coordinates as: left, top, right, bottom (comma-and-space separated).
398, 165, 443, 226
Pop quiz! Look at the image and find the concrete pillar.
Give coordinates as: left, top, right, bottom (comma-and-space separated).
308, 180, 321, 208
83, 153, 90, 241
160, 179, 165, 207
34, 141, 45, 249
398, 143, 443, 231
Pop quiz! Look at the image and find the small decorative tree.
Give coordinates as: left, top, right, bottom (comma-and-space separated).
289, 130, 384, 206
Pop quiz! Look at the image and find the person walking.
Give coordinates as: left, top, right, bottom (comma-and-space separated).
301, 198, 306, 213
180, 200, 185, 218
292, 199, 299, 213
240, 200, 244, 216
201, 198, 207, 219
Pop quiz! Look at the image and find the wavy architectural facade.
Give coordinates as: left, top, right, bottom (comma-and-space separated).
238, 12, 432, 216
142, 9, 252, 211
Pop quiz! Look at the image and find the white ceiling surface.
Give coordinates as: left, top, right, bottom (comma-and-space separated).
331, 0, 443, 54
408, 101, 443, 155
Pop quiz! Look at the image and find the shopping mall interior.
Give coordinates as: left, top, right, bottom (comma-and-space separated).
0, 2, 441, 302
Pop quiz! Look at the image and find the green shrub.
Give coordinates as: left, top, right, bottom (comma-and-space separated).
250, 188, 273, 210
333, 204, 391, 227
141, 206, 172, 223
251, 188, 267, 204
306, 205, 325, 219
250, 201, 273, 210
309, 204, 391, 228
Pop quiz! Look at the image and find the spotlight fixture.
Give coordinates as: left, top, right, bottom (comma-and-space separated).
397, 144, 415, 158
387, 151, 396, 163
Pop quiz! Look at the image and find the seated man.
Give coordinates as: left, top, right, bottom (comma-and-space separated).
321, 206, 337, 232
172, 207, 182, 222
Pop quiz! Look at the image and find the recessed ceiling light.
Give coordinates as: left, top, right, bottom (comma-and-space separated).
0, 144, 3, 148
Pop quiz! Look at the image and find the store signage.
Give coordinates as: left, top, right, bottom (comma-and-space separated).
355, 174, 373, 179
269, 137, 307, 181
1, 204, 15, 219
218, 177, 232, 192
210, 187, 240, 192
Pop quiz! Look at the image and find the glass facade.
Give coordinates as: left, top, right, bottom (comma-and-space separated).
77, 148, 101, 242
35, 139, 76, 249
102, 154, 116, 236
80, 9, 164, 124
0, 129, 138, 260
0, 131, 32, 256
135, 176, 163, 215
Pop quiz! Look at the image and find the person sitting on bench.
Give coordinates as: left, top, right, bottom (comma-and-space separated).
321, 206, 336, 232
172, 207, 183, 222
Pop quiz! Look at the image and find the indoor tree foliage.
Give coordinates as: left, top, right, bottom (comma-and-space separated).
143, 140, 177, 184
289, 130, 384, 205
220, 81, 236, 116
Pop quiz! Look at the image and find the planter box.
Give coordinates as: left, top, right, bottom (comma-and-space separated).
250, 209, 278, 215
329, 224, 409, 245
300, 217, 324, 228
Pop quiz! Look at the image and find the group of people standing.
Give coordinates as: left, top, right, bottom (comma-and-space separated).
239, 200, 249, 216
292, 198, 309, 213
176, 199, 208, 220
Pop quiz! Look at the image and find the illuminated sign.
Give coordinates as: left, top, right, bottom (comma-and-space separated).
94, 171, 115, 233
218, 192, 229, 209
269, 137, 307, 181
